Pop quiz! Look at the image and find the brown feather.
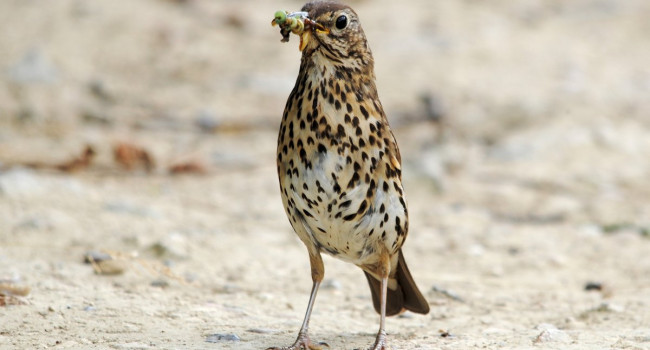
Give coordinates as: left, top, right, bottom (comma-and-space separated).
363, 249, 430, 316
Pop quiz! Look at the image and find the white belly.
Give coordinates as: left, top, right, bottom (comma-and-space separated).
282, 149, 404, 265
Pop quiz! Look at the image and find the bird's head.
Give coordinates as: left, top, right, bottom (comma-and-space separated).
299, 1, 373, 68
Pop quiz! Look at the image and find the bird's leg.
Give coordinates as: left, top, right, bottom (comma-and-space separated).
369, 253, 391, 350
268, 251, 328, 350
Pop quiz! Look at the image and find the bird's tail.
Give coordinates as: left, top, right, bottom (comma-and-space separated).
364, 249, 430, 316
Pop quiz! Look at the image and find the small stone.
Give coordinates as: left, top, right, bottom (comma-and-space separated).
104, 201, 159, 218
7, 49, 59, 84
0, 282, 31, 296
533, 326, 571, 343
183, 272, 197, 283
579, 225, 603, 237
110, 342, 152, 349
416, 149, 446, 191
0, 272, 21, 284
150, 279, 169, 288
488, 266, 504, 277
213, 284, 240, 294
593, 302, 624, 313
195, 110, 221, 132
0, 169, 45, 198
13, 216, 54, 231
321, 279, 342, 290
467, 244, 485, 256
56, 341, 78, 347
205, 333, 240, 342
148, 232, 190, 259
81, 107, 113, 125
439, 329, 453, 338
584, 282, 602, 291
584, 281, 613, 297
246, 328, 279, 334
83, 251, 113, 264
95, 260, 127, 275
88, 79, 115, 103
419, 92, 446, 123
430, 285, 464, 302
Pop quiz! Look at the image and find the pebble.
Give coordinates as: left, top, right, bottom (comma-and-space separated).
110, 342, 152, 349
104, 201, 160, 218
95, 260, 127, 275
246, 328, 279, 334
0, 282, 31, 296
592, 302, 624, 313
579, 224, 604, 237
88, 79, 115, 103
7, 48, 59, 84
533, 324, 571, 343
0, 168, 45, 198
83, 250, 113, 264
13, 216, 54, 231
467, 244, 485, 257
0, 169, 84, 198
584, 281, 603, 291
205, 333, 240, 342
150, 279, 169, 288
213, 284, 240, 294
321, 278, 342, 290
195, 110, 221, 132
211, 151, 257, 169
430, 285, 464, 302
0, 272, 21, 284
416, 149, 446, 190
419, 92, 446, 123
81, 107, 113, 125
148, 232, 190, 259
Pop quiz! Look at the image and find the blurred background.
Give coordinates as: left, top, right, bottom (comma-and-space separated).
1, 0, 649, 349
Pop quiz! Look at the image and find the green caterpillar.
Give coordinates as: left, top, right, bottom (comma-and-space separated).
272, 10, 308, 42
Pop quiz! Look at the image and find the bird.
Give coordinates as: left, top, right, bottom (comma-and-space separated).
271, 2, 429, 349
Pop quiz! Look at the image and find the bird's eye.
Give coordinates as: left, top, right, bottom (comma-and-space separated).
335, 15, 348, 30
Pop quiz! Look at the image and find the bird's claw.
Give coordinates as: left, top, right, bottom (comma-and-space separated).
267, 334, 329, 350
266, 343, 328, 350
367, 330, 389, 350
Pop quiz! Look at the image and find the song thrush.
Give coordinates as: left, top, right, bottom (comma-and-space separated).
271, 2, 429, 349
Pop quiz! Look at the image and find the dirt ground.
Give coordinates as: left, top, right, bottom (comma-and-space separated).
1, 0, 649, 349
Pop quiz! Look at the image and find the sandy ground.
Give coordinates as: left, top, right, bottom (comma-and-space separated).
1, 0, 650, 349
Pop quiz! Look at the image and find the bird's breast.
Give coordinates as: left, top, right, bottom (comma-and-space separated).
277, 65, 407, 264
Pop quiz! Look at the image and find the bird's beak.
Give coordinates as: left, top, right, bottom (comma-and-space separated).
300, 19, 329, 51
299, 30, 311, 51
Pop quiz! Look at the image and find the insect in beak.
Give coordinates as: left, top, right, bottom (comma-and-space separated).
272, 10, 329, 51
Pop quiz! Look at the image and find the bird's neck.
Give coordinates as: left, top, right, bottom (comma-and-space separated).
299, 50, 378, 100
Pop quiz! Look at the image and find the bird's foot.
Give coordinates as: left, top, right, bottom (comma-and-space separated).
367, 330, 389, 350
267, 332, 329, 350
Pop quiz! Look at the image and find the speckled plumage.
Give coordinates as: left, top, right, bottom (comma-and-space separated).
272, 2, 429, 350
